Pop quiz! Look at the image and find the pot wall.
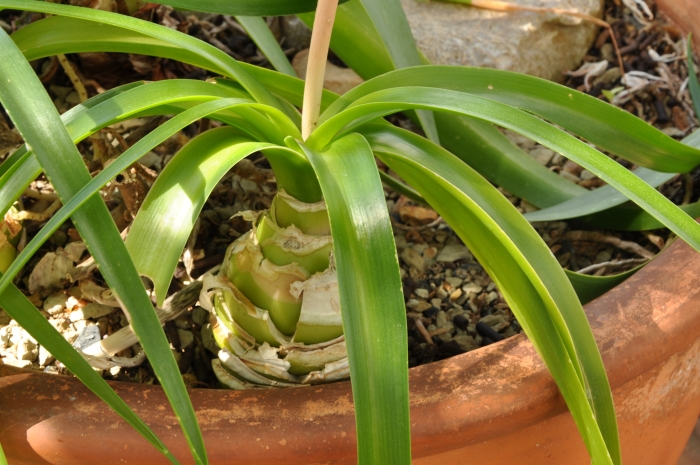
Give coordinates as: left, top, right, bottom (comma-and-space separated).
3, 235, 700, 465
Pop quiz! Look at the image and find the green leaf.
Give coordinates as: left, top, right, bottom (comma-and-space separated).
356, 0, 438, 144
152, 0, 349, 16
434, 113, 586, 208
305, 3, 589, 208
321, 67, 700, 173
0, 439, 7, 465
127, 126, 273, 304
0, 28, 206, 465
0, 281, 180, 465
688, 34, 700, 119
4, 0, 283, 112
362, 123, 618, 465
312, 87, 700, 254
235, 16, 296, 77
580, 200, 700, 231
0, 78, 307, 221
523, 168, 675, 222
565, 267, 642, 305
0, 99, 273, 306
295, 134, 411, 465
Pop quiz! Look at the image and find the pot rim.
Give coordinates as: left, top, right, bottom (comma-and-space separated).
2, 234, 700, 465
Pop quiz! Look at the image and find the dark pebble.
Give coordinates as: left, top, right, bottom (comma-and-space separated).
588, 82, 604, 98
409, 357, 419, 368
476, 322, 504, 342
453, 314, 470, 331
480, 307, 492, 317
164, 320, 181, 350
438, 340, 465, 357
511, 320, 522, 333
178, 346, 195, 374
654, 99, 669, 123
480, 337, 495, 347
422, 307, 439, 318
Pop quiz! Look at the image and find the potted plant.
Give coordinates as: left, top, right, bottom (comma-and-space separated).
0, 0, 699, 464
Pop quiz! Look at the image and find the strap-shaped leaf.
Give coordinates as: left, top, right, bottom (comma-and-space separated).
0, 79, 308, 218
127, 127, 274, 304
0, 438, 7, 465
3, 0, 283, 113
235, 16, 296, 77
294, 134, 411, 465
0, 99, 276, 305
153, 0, 349, 16
311, 87, 700, 253
321, 67, 700, 173
0, 281, 180, 464
581, 200, 700, 231
11, 14, 331, 120
524, 168, 675, 222
302, 3, 588, 208
356, 0, 439, 143
0, 29, 206, 465
362, 123, 618, 465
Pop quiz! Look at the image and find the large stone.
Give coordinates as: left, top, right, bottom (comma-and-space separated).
292, 49, 364, 95
401, 0, 603, 82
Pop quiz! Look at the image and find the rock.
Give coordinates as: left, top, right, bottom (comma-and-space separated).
449, 288, 463, 301
192, 306, 209, 327
559, 170, 580, 183
486, 291, 500, 304
529, 147, 555, 165
462, 282, 483, 296
412, 243, 429, 254
292, 49, 364, 95
400, 0, 603, 82
0, 325, 10, 347
436, 244, 471, 263
16, 338, 38, 362
201, 323, 218, 355
414, 300, 432, 312
69, 303, 115, 322
580, 169, 596, 180
401, 247, 426, 273
479, 314, 507, 328
177, 329, 194, 351
72, 324, 101, 350
436, 311, 448, 328
453, 335, 478, 352
445, 277, 463, 288
38, 345, 54, 366
398, 205, 439, 225
1, 356, 32, 369
394, 234, 408, 250
281, 15, 312, 51
415, 288, 430, 299
43, 293, 69, 316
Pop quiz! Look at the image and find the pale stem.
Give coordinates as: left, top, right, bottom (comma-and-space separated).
301, 0, 340, 140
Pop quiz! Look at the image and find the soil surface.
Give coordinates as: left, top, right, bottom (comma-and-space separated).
0, 0, 698, 386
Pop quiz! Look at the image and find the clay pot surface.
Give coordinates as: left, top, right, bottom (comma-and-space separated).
656, 0, 700, 51
3, 234, 700, 465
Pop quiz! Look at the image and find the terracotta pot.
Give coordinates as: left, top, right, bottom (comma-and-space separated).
3, 2, 700, 463
656, 0, 700, 51
2, 238, 700, 465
